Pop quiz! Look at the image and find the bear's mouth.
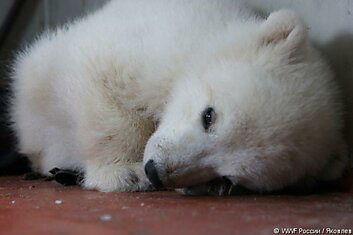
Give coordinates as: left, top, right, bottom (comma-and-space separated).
177, 177, 252, 196
161, 165, 218, 189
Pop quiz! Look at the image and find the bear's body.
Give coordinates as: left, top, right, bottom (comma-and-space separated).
11, 0, 347, 193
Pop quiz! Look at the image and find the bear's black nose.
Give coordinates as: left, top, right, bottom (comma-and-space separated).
144, 159, 163, 189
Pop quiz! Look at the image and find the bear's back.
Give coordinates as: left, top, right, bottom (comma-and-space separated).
66, 0, 256, 61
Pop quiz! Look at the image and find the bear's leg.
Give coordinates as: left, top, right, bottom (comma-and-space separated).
77, 107, 155, 192
84, 161, 153, 192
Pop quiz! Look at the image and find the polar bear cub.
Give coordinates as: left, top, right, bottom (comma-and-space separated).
11, 0, 347, 193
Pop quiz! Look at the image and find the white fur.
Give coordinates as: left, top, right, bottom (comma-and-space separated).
10, 0, 347, 193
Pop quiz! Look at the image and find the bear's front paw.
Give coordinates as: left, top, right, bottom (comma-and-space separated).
84, 162, 153, 192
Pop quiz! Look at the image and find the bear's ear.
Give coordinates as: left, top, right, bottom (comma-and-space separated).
259, 9, 307, 61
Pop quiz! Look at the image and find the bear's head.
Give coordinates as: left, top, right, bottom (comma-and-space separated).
143, 10, 347, 193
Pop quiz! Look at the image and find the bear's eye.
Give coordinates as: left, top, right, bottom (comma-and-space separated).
202, 107, 216, 132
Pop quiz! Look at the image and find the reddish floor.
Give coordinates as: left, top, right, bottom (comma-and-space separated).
0, 176, 352, 235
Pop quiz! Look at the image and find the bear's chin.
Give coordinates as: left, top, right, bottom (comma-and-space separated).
176, 177, 252, 196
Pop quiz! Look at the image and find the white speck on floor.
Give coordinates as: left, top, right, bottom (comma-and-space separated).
55, 200, 63, 205
10, 200, 15, 204
99, 214, 112, 222
140, 202, 145, 207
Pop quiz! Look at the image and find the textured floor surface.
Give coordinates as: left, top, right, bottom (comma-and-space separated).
0, 176, 352, 235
